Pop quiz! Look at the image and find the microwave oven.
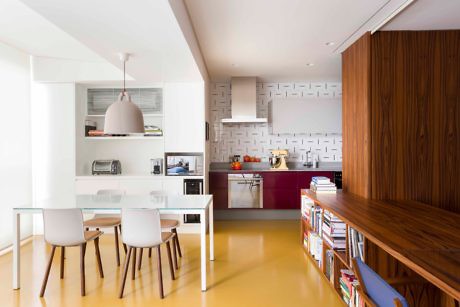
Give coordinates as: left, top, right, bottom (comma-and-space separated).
165, 152, 203, 176
92, 160, 122, 175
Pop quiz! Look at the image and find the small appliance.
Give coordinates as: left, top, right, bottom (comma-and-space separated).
183, 179, 204, 223
92, 160, 122, 175
269, 149, 289, 170
165, 152, 204, 176
150, 158, 163, 175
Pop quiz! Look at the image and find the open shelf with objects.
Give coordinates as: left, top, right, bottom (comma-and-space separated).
84, 87, 164, 139
301, 191, 364, 306
301, 189, 460, 306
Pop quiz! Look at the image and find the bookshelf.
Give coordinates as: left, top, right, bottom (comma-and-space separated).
301, 189, 460, 304
301, 192, 364, 305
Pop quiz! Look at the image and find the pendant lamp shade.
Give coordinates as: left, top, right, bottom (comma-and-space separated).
104, 92, 145, 134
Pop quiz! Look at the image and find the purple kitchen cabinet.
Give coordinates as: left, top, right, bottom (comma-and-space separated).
261, 172, 298, 188
263, 188, 298, 209
210, 170, 336, 210
261, 172, 298, 209
209, 172, 228, 209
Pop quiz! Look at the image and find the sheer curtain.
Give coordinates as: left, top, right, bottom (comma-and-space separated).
0, 42, 33, 251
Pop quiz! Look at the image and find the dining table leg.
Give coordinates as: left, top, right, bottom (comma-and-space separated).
209, 201, 214, 261
13, 211, 20, 289
200, 209, 207, 291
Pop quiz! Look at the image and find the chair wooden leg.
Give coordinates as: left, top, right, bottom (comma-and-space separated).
172, 229, 182, 257
172, 235, 178, 270
137, 248, 143, 271
40, 245, 56, 297
149, 248, 152, 258
94, 237, 104, 278
131, 248, 137, 280
114, 226, 120, 266
80, 243, 87, 296
119, 247, 132, 299
60, 246, 65, 279
157, 246, 164, 299
119, 225, 127, 254
166, 241, 175, 280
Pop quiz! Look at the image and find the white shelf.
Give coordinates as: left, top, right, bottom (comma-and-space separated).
85, 114, 163, 117
85, 136, 164, 140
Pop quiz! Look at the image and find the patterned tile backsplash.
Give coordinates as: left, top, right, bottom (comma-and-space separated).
210, 81, 342, 163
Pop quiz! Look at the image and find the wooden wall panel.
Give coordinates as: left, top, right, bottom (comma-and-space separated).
371, 31, 460, 213
343, 30, 460, 306
342, 32, 371, 198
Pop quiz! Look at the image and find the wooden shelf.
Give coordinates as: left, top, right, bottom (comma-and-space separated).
85, 136, 164, 140
302, 189, 460, 301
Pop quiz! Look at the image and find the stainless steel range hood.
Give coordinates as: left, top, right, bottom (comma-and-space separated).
221, 77, 267, 123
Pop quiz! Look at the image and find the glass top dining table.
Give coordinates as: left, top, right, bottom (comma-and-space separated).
12, 194, 214, 292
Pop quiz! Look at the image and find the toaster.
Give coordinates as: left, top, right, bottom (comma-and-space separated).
92, 160, 122, 175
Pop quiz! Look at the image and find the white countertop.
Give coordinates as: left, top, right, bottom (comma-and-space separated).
76, 175, 204, 180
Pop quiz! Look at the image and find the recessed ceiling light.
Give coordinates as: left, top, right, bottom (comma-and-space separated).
306, 63, 314, 67
325, 42, 335, 46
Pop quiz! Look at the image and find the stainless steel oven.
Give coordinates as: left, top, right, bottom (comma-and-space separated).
228, 174, 263, 208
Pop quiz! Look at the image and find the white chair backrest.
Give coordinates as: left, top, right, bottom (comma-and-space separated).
43, 209, 85, 246
97, 189, 125, 196
122, 209, 163, 248
150, 190, 167, 196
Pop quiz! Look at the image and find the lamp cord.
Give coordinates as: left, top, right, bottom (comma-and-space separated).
123, 60, 126, 94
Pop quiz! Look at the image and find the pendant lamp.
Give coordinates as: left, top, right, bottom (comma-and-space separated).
104, 53, 145, 135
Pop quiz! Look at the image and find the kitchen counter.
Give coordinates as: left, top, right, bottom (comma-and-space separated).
75, 175, 204, 180
209, 162, 342, 173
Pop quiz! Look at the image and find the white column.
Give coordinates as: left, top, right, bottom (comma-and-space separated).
209, 200, 214, 261
12, 211, 20, 289
200, 209, 207, 291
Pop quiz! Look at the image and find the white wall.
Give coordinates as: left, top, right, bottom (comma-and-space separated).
0, 42, 33, 250
31, 83, 76, 233
210, 81, 343, 163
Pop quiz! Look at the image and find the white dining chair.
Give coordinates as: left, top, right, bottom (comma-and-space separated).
138, 191, 182, 271
119, 208, 176, 299
84, 189, 126, 266
41, 208, 103, 297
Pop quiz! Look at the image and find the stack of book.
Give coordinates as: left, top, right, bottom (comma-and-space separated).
144, 125, 163, 136
340, 269, 364, 307
308, 232, 323, 265
310, 176, 337, 194
325, 250, 334, 282
301, 196, 315, 221
322, 210, 346, 250
348, 227, 365, 262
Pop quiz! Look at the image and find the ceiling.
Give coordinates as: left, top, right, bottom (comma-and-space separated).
383, 0, 460, 30
17, 0, 203, 82
184, 0, 396, 82
0, 0, 104, 62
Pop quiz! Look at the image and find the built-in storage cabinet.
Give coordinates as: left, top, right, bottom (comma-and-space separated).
164, 83, 205, 152
75, 177, 164, 194
84, 87, 164, 139
87, 88, 163, 115
163, 177, 184, 195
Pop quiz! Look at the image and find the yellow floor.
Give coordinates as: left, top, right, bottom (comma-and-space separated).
0, 220, 343, 307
